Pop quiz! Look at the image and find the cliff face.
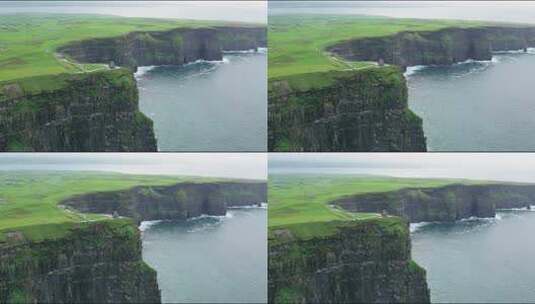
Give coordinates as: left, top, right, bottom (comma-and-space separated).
0, 69, 156, 152
334, 184, 535, 223
61, 182, 267, 224
0, 220, 160, 303
268, 218, 430, 303
270, 25, 535, 152
0, 26, 266, 152
268, 68, 426, 152
328, 26, 535, 68
58, 26, 267, 69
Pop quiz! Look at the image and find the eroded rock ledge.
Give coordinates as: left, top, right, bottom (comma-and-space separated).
0, 181, 266, 303
0, 26, 266, 152
61, 181, 267, 224
327, 26, 535, 68
269, 25, 535, 152
58, 26, 267, 70
268, 68, 427, 152
0, 220, 161, 303
268, 218, 430, 303
333, 183, 535, 223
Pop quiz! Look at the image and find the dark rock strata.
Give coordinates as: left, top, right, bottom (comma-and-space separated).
269, 67, 426, 151
334, 184, 535, 223
0, 26, 266, 152
0, 221, 160, 303
61, 181, 267, 224
270, 25, 535, 152
268, 218, 430, 303
327, 26, 535, 69
58, 26, 266, 70
0, 69, 156, 152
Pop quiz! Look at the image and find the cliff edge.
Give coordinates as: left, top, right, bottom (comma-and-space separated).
268, 218, 430, 303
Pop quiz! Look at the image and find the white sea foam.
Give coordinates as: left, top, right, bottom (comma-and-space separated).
403, 65, 426, 77
228, 202, 267, 209
410, 221, 433, 233
139, 220, 163, 232
498, 205, 535, 212
134, 65, 157, 79
223, 48, 257, 54
257, 47, 268, 54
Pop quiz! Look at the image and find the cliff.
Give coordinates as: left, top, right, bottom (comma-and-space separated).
268, 218, 430, 303
0, 220, 160, 303
0, 69, 156, 151
268, 67, 426, 151
269, 25, 535, 152
333, 184, 535, 223
1, 25, 266, 152
0, 178, 266, 303
58, 26, 266, 70
327, 26, 535, 69
61, 181, 268, 224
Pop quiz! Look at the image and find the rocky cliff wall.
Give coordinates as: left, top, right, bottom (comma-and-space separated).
58, 26, 266, 69
0, 220, 160, 303
0, 25, 266, 152
0, 69, 156, 151
268, 218, 430, 303
268, 67, 426, 151
61, 181, 267, 224
333, 184, 535, 223
327, 26, 535, 68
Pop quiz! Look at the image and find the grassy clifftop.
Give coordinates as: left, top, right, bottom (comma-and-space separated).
268, 15, 486, 79
0, 171, 227, 241
0, 13, 258, 82
268, 174, 483, 239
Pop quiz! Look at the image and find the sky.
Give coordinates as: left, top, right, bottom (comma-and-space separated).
269, 1, 535, 24
0, 153, 267, 180
0, 1, 267, 23
269, 153, 535, 183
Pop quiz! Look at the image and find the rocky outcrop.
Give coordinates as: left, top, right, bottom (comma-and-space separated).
327, 26, 535, 69
268, 67, 426, 151
270, 25, 535, 152
0, 180, 266, 303
333, 184, 535, 223
0, 69, 156, 151
1, 25, 266, 152
268, 218, 430, 303
0, 220, 160, 303
58, 26, 266, 70
61, 181, 267, 224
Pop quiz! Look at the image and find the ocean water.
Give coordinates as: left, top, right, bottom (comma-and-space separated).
412, 210, 535, 303
136, 53, 267, 152
407, 51, 535, 151
141, 208, 267, 303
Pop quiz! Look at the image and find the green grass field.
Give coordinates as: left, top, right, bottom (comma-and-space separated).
0, 170, 222, 241
268, 15, 488, 79
0, 13, 251, 82
268, 174, 482, 238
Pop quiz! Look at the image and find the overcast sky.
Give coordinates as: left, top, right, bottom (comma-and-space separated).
269, 153, 535, 183
1, 1, 267, 23
269, 1, 535, 24
0, 153, 267, 180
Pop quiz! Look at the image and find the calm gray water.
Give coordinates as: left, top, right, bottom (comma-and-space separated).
408, 52, 535, 151
141, 208, 267, 303
137, 53, 267, 152
412, 210, 535, 303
